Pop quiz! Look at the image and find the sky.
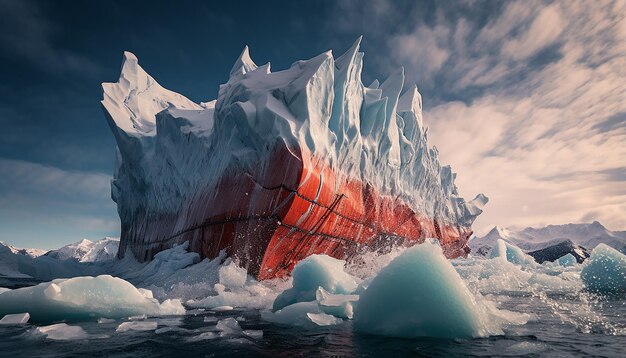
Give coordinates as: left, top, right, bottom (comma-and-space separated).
0, 0, 624, 249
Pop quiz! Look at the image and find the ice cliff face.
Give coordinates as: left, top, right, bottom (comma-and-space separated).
102, 38, 486, 263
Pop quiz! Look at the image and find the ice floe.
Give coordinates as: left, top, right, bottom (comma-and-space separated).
0, 275, 184, 322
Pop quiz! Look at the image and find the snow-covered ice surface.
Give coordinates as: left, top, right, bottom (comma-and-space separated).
0, 239, 625, 356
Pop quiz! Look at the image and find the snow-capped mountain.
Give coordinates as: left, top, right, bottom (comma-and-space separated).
470, 221, 626, 255
0, 241, 46, 258
45, 237, 119, 262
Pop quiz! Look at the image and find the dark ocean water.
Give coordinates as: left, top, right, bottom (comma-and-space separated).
1, 293, 624, 358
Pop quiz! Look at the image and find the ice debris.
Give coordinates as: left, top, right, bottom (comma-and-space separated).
0, 312, 30, 325
116, 321, 158, 332
581, 243, 626, 293
273, 254, 358, 311
489, 239, 535, 266
0, 275, 184, 322
557, 253, 577, 267
33, 323, 90, 340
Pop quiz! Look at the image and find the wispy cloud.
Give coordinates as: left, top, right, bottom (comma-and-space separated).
0, 0, 102, 76
0, 158, 118, 249
329, 0, 626, 233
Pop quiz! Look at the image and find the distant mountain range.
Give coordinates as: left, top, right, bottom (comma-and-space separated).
44, 238, 120, 262
470, 221, 626, 256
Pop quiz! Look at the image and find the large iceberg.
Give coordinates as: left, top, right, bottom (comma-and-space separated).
101, 38, 486, 279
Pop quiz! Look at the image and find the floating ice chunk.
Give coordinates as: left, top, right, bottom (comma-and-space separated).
581, 244, 626, 293
315, 287, 358, 319
218, 258, 247, 288
216, 317, 242, 336
263, 301, 342, 327
203, 316, 218, 323
557, 253, 577, 267
116, 321, 158, 332
97, 318, 116, 324
489, 239, 535, 266
0, 312, 29, 325
273, 255, 358, 311
34, 323, 89, 340
354, 242, 511, 338
187, 331, 219, 342
212, 305, 234, 312
242, 329, 263, 339
306, 312, 343, 326
0, 275, 185, 322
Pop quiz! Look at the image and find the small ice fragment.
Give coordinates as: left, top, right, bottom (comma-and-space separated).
212, 305, 234, 312
203, 316, 218, 323
273, 255, 358, 311
35, 323, 89, 340
97, 318, 116, 324
116, 321, 158, 332
219, 258, 247, 288
306, 312, 343, 326
0, 312, 30, 325
216, 317, 242, 336
557, 253, 577, 267
242, 329, 263, 339
186, 331, 218, 342
235, 315, 246, 321
128, 314, 147, 321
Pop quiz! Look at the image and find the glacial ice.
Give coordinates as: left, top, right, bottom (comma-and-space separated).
354, 242, 514, 338
0, 312, 29, 325
581, 244, 626, 293
0, 275, 184, 322
33, 323, 90, 340
103, 38, 486, 265
489, 239, 535, 266
273, 254, 358, 311
116, 321, 158, 332
263, 301, 343, 328
557, 253, 577, 267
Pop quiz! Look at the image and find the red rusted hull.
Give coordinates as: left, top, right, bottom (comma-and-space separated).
121, 142, 472, 279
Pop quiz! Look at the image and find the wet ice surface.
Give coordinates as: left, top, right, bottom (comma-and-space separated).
1, 242, 625, 357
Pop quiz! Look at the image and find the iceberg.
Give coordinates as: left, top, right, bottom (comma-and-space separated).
273, 254, 358, 311
354, 242, 514, 338
489, 239, 535, 266
581, 244, 626, 293
101, 38, 486, 280
0, 275, 184, 322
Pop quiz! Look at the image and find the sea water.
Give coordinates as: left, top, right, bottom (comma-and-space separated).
0, 242, 624, 357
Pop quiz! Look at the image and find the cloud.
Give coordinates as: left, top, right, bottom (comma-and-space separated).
0, 158, 119, 248
0, 0, 102, 76
501, 3, 564, 61
328, 0, 626, 232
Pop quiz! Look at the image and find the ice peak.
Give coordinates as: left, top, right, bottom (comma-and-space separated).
230, 46, 258, 77
368, 79, 380, 89
335, 36, 362, 70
